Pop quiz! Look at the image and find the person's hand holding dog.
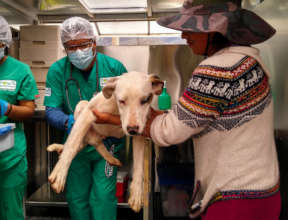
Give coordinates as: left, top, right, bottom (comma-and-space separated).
92, 107, 165, 137
92, 109, 121, 125
142, 108, 165, 138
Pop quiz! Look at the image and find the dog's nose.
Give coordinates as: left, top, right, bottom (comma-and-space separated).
127, 125, 139, 135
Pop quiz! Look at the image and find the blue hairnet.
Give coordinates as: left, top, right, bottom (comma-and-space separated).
60, 16, 97, 44
0, 16, 12, 47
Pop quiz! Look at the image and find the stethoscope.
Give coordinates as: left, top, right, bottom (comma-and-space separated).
64, 53, 115, 177
65, 52, 99, 113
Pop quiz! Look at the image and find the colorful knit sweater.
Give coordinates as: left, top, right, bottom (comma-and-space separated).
150, 46, 279, 218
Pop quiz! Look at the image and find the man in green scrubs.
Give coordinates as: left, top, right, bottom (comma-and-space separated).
44, 17, 127, 220
0, 16, 38, 220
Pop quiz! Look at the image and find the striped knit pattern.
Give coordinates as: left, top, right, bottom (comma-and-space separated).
175, 56, 272, 136
209, 182, 280, 206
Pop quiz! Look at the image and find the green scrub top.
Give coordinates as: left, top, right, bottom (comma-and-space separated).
0, 56, 38, 172
44, 52, 127, 156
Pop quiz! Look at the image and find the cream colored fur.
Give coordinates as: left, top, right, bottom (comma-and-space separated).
47, 71, 163, 212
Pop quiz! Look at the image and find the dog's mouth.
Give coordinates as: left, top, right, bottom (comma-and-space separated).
127, 130, 138, 136
126, 125, 142, 136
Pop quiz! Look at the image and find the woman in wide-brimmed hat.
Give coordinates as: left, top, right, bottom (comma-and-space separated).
92, 0, 281, 219
152, 0, 281, 219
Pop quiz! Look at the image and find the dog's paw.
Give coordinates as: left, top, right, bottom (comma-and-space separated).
107, 157, 122, 167
48, 162, 68, 194
47, 144, 64, 155
49, 180, 65, 194
128, 181, 143, 212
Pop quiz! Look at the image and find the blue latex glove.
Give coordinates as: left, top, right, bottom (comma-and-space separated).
46, 107, 69, 131
66, 114, 75, 134
0, 99, 9, 116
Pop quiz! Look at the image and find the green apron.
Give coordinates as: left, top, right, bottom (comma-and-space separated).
44, 53, 127, 220
0, 56, 38, 220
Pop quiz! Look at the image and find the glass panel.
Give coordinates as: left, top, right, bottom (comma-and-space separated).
152, 0, 183, 12
80, 0, 146, 8
79, 0, 147, 13
38, 0, 80, 11
98, 21, 148, 35
150, 21, 181, 34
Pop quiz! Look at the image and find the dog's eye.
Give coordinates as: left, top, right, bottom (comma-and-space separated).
140, 94, 152, 105
119, 100, 126, 105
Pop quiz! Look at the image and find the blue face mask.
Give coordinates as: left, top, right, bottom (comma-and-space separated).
0, 47, 5, 60
68, 47, 95, 70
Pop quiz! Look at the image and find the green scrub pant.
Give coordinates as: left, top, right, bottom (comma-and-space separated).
66, 151, 118, 220
0, 157, 27, 220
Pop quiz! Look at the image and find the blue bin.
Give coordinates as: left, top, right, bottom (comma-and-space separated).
0, 123, 16, 152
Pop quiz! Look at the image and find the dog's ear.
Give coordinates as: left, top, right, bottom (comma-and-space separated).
102, 77, 119, 99
149, 74, 164, 95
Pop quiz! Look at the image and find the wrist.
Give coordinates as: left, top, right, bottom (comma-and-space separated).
64, 119, 68, 130
4, 103, 12, 116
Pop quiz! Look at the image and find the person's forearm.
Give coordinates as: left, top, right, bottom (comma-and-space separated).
46, 107, 69, 130
150, 110, 203, 146
6, 101, 35, 120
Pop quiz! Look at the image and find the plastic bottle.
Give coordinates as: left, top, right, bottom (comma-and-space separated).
158, 80, 171, 110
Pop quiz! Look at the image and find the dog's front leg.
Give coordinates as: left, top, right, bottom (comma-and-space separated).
48, 103, 96, 193
48, 142, 85, 193
128, 136, 145, 212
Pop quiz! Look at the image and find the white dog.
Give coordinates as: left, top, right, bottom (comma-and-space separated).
47, 71, 163, 212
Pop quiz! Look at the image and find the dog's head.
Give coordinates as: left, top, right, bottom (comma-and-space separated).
102, 71, 164, 136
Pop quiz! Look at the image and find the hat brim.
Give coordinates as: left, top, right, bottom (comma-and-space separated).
157, 9, 276, 45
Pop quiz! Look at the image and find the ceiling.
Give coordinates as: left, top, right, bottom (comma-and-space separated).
0, 0, 183, 23
0, 0, 284, 36
0, 0, 187, 35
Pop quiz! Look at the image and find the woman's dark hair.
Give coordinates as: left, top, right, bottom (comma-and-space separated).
211, 32, 232, 51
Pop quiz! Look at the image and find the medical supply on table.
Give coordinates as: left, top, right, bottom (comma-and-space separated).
158, 80, 171, 110
0, 123, 16, 152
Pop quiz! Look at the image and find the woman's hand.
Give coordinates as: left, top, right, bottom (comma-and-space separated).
92, 109, 121, 126
142, 108, 166, 138
92, 107, 166, 137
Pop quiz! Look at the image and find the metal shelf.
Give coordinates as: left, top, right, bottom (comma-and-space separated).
25, 182, 130, 208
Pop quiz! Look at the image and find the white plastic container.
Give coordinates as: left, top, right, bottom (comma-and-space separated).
0, 123, 16, 153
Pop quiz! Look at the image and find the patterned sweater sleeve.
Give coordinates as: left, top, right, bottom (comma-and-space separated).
151, 55, 271, 146
150, 64, 222, 146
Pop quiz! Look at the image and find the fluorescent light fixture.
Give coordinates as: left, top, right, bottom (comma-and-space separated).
79, 0, 147, 13
150, 21, 181, 34
98, 21, 148, 35
152, 0, 183, 12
